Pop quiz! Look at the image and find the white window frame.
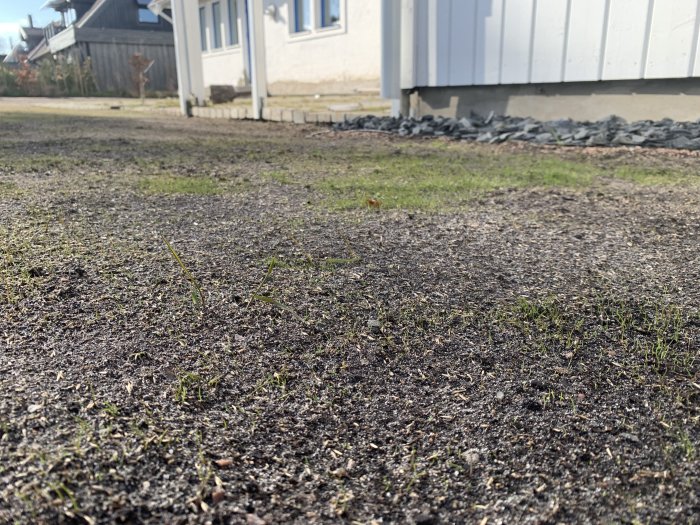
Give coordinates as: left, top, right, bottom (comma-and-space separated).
289, 0, 346, 41
200, 0, 243, 56
199, 5, 209, 52
211, 1, 223, 49
225, 0, 241, 47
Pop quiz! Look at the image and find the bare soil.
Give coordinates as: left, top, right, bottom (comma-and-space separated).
0, 111, 698, 524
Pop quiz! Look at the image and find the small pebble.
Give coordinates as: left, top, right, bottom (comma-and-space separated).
367, 319, 381, 333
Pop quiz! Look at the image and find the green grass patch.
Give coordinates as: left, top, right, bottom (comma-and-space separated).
314, 154, 599, 209
264, 170, 293, 185
139, 175, 221, 195
0, 181, 21, 196
612, 166, 699, 185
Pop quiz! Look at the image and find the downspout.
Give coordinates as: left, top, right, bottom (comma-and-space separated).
380, 0, 401, 117
399, 0, 416, 117
246, 0, 267, 119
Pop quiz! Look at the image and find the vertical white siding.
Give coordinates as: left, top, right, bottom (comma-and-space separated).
530, 0, 569, 83
447, 0, 477, 85
500, 0, 535, 84
645, 0, 698, 78
563, 0, 608, 82
602, 0, 650, 79
413, 0, 700, 87
474, 0, 504, 84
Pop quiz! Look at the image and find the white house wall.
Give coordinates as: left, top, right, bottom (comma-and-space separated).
199, 0, 249, 88
197, 0, 381, 94
202, 50, 248, 86
261, 0, 381, 93
411, 0, 700, 88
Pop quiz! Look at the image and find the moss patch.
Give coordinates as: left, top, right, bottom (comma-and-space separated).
139, 175, 222, 195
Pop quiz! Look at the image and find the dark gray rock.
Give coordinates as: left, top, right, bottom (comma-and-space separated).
206, 85, 237, 104
587, 132, 609, 146
666, 136, 692, 149
612, 133, 646, 146
574, 128, 590, 140
414, 514, 437, 525
367, 319, 382, 334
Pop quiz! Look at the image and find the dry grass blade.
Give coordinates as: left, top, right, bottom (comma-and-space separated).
162, 237, 206, 309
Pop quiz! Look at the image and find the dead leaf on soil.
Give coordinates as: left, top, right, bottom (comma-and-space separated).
246, 514, 266, 525
630, 470, 669, 482
214, 458, 234, 469
211, 487, 225, 505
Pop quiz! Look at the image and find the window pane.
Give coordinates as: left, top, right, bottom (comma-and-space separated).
199, 7, 207, 51
321, 0, 340, 27
294, 0, 311, 32
227, 0, 238, 45
138, 8, 159, 24
212, 2, 222, 48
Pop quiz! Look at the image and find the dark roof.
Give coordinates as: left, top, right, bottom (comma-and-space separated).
41, 0, 71, 10
27, 39, 51, 62
20, 27, 44, 40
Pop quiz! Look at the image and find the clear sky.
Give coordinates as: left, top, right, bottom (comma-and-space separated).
0, 0, 54, 53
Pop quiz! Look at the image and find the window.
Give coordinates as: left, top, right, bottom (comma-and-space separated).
199, 6, 207, 51
320, 0, 340, 27
291, 0, 342, 35
293, 0, 311, 32
211, 2, 222, 49
227, 0, 238, 46
137, 0, 159, 24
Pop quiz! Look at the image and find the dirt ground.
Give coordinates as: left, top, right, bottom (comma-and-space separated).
0, 107, 698, 524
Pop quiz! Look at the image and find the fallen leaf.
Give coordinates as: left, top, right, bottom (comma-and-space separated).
211, 487, 225, 505
214, 458, 233, 468
247, 514, 266, 525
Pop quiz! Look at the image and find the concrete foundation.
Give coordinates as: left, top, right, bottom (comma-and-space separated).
267, 79, 380, 96
413, 79, 700, 122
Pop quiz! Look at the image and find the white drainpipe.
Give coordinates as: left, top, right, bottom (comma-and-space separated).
381, 0, 402, 117
246, 0, 268, 119
399, 0, 416, 116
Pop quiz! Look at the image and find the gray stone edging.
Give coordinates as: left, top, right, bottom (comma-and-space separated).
191, 105, 351, 124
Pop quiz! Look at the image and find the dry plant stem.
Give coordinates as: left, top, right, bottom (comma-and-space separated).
162, 237, 206, 310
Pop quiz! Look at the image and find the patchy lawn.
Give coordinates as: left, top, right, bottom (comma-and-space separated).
0, 107, 698, 524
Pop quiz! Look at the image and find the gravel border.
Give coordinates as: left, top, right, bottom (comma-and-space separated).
335, 112, 700, 150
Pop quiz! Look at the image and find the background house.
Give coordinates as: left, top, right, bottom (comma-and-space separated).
2, 16, 45, 65
25, 0, 178, 94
